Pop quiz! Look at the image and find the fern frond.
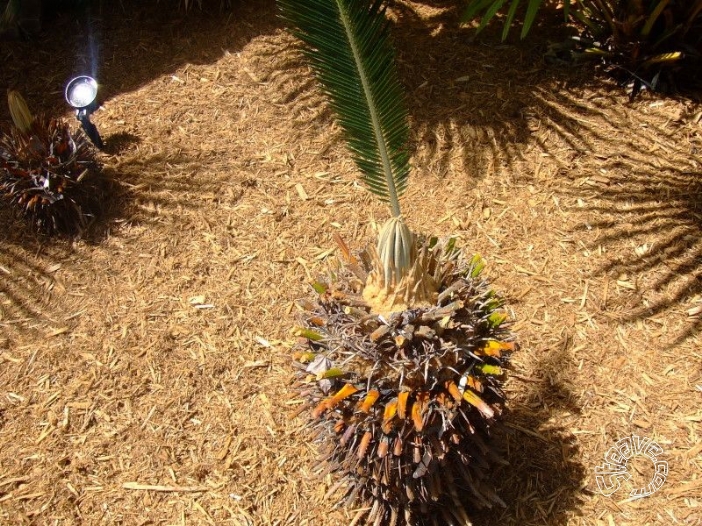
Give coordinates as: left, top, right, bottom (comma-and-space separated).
279, 0, 410, 217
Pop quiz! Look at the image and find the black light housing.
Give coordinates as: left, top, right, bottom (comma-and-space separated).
65, 75, 103, 149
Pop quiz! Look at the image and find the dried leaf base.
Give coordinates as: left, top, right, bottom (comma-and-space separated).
0, 116, 102, 235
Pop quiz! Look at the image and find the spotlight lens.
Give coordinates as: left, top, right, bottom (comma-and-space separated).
66, 76, 98, 109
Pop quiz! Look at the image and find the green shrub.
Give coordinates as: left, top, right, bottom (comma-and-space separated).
462, 0, 702, 96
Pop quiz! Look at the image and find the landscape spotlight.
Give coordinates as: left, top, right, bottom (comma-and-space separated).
65, 75, 103, 149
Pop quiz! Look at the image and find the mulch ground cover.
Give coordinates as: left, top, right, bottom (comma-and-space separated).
1, 1, 701, 524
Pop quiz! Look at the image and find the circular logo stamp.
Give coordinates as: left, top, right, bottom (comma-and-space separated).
595, 435, 668, 500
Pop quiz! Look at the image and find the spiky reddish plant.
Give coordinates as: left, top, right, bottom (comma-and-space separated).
0, 91, 101, 235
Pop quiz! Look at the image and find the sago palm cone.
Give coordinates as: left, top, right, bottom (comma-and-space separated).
292, 237, 515, 526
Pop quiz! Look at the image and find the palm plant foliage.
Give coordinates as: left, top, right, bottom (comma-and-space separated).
571, 0, 702, 96
462, 0, 555, 41
1, 0, 19, 30
280, 0, 414, 298
280, 1, 516, 524
462, 0, 702, 96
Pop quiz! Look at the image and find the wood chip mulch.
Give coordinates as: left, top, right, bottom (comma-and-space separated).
1, 1, 701, 525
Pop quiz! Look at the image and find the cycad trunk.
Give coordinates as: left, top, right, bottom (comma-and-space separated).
293, 239, 515, 525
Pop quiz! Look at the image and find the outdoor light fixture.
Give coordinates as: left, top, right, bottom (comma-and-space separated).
65, 75, 103, 149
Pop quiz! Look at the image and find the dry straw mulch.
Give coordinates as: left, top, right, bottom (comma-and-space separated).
1, 1, 701, 525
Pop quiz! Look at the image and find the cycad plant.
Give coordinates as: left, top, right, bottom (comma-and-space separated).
570, 0, 702, 96
0, 91, 102, 235
279, 1, 515, 524
281, 0, 418, 312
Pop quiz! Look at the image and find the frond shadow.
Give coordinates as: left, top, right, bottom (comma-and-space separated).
532, 85, 702, 343
93, 150, 252, 236
1, 0, 284, 243
0, 212, 65, 344
244, 33, 345, 157
389, 0, 589, 185
0, 0, 282, 120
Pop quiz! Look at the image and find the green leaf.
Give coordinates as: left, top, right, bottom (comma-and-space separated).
311, 280, 328, 294
487, 311, 507, 327
502, 0, 523, 41
278, 0, 410, 218
294, 327, 325, 341
642, 51, 683, 67
569, 4, 599, 34
641, 0, 670, 37
318, 367, 346, 379
469, 254, 485, 278
445, 237, 457, 255
477, 0, 508, 34
294, 351, 318, 363
477, 363, 504, 375
484, 297, 502, 312
520, 0, 545, 39
590, 0, 616, 35
581, 47, 610, 56
461, 0, 499, 24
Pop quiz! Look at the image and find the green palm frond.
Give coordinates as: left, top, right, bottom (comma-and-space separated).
278, 0, 410, 218
1, 0, 20, 30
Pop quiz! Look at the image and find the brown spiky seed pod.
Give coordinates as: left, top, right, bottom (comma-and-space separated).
0, 115, 101, 235
293, 239, 515, 526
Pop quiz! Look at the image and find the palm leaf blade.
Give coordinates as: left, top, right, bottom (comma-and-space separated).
279, 0, 410, 215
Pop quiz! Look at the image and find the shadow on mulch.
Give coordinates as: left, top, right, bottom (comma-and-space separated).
0, 210, 64, 345
391, 1, 591, 184
0, 0, 281, 119
390, 2, 702, 342
473, 339, 587, 526
475, 410, 586, 526
0, 160, 119, 339
101, 131, 141, 155
578, 166, 702, 344
1, 0, 284, 233
539, 87, 702, 343
94, 150, 251, 231
242, 0, 602, 188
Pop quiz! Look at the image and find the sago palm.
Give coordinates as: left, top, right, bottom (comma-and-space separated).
279, 1, 516, 524
0, 91, 102, 235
